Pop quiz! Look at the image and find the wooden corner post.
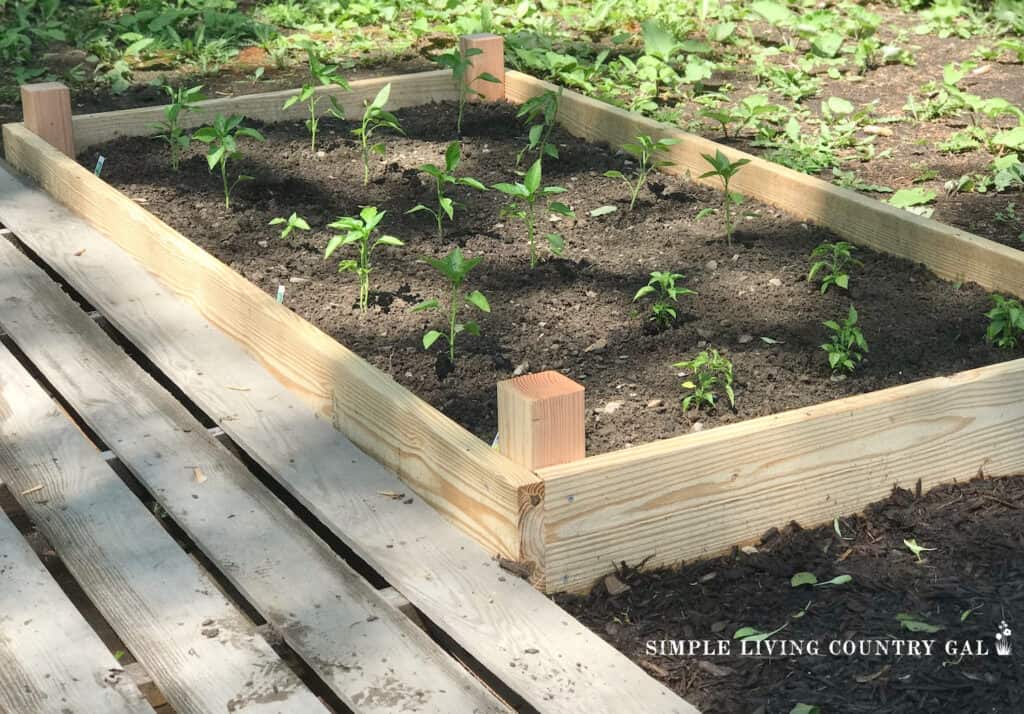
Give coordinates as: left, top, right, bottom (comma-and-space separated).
458, 33, 505, 101
20, 82, 74, 158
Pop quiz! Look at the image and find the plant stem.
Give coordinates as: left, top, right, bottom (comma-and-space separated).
527, 202, 537, 268
448, 285, 458, 362
221, 159, 230, 209
435, 177, 445, 239
723, 178, 732, 246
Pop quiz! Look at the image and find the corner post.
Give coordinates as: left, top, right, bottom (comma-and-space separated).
498, 370, 585, 471
20, 82, 75, 157
458, 33, 505, 101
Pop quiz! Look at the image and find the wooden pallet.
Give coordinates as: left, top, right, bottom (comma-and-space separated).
5, 34, 1022, 601
0, 171, 696, 713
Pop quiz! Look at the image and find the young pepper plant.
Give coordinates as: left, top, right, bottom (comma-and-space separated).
282, 47, 350, 152
192, 114, 265, 209
699, 150, 751, 246
822, 305, 869, 373
269, 212, 310, 240
325, 206, 404, 312
515, 88, 561, 166
808, 241, 863, 294
408, 141, 488, 239
434, 46, 500, 134
150, 84, 204, 171
493, 159, 575, 268
605, 135, 679, 210
352, 83, 404, 185
674, 349, 735, 411
412, 247, 490, 363
985, 294, 1024, 349
634, 271, 696, 329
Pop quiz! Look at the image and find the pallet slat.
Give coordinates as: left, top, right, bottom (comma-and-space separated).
0, 240, 508, 714
0, 508, 153, 714
0, 164, 697, 714
505, 71, 1024, 299
0, 345, 326, 714
2, 123, 538, 563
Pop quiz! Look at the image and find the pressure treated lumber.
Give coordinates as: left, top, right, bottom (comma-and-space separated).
458, 33, 506, 101
2, 122, 539, 563
497, 370, 585, 470
68, 69, 457, 152
0, 241, 508, 714
0, 508, 153, 714
0, 346, 325, 714
538, 359, 1024, 592
505, 71, 1024, 299
20, 82, 74, 157
0, 165, 698, 714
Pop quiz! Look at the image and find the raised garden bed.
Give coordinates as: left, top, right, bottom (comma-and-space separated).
6, 35, 1024, 595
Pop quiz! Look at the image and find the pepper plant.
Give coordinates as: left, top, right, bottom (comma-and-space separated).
634, 271, 696, 329
434, 46, 500, 134
151, 84, 204, 171
493, 159, 575, 268
352, 83, 404, 185
282, 47, 350, 152
604, 135, 679, 210
412, 247, 490, 362
192, 114, 265, 209
807, 241, 863, 294
269, 212, 310, 240
985, 294, 1024, 349
408, 141, 488, 239
325, 206, 404, 312
516, 88, 561, 165
699, 150, 750, 246
674, 349, 735, 412
822, 305, 869, 373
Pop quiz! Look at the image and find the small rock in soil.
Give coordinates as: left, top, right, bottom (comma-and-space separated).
646, 398, 664, 408
513, 361, 529, 376
738, 334, 753, 344
584, 338, 608, 353
705, 260, 718, 271
601, 401, 624, 415
768, 277, 782, 287
691, 422, 705, 432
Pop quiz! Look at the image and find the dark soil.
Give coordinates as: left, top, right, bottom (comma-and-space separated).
87, 101, 1013, 455
556, 474, 1024, 713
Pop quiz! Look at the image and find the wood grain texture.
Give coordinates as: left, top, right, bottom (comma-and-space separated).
2, 122, 539, 563
21, 83, 74, 157
69, 70, 458, 152
0, 240, 508, 714
505, 71, 1024, 299
0, 346, 326, 714
538, 359, 1024, 592
497, 371, 585, 470
458, 34, 505, 101
0, 509, 153, 714
0, 165, 697, 714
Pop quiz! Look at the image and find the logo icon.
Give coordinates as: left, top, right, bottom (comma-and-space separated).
995, 620, 1013, 656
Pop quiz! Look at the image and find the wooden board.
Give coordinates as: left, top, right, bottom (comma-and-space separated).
537, 359, 1024, 592
0, 164, 697, 714
70, 70, 458, 151
0, 509, 154, 714
3, 119, 539, 564
505, 71, 1024, 299
0, 345, 326, 714
0, 240, 507, 714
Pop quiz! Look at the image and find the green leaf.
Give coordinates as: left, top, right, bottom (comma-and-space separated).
812, 33, 844, 59
444, 141, 461, 171
549, 201, 574, 217
790, 572, 818, 587
524, 159, 542, 195
422, 330, 444, 349
590, 205, 618, 217
370, 83, 391, 110
750, 0, 794, 25
992, 126, 1024, 150
888, 188, 936, 208
641, 19, 678, 62
462, 321, 481, 336
546, 233, 565, 254
825, 96, 855, 116
896, 613, 943, 633
375, 235, 404, 247
603, 170, 626, 180
816, 574, 853, 587
411, 299, 440, 313
465, 290, 491, 313
790, 705, 821, 714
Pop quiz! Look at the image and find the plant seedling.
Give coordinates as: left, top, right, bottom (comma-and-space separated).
282, 47, 350, 152
985, 294, 1024, 349
269, 212, 310, 240
192, 114, 265, 209
434, 46, 500, 135
674, 349, 735, 412
733, 622, 788, 642
896, 613, 943, 633
151, 84, 204, 171
807, 241, 863, 294
412, 247, 490, 363
408, 141, 488, 239
493, 159, 575, 268
790, 572, 853, 588
822, 305, 868, 373
325, 206, 404, 312
516, 88, 561, 165
633, 271, 696, 329
352, 83, 404, 185
604, 135, 679, 210
903, 538, 936, 563
699, 150, 750, 245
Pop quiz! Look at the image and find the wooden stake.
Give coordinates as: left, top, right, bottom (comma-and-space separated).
20, 82, 74, 158
498, 371, 584, 470
458, 33, 505, 102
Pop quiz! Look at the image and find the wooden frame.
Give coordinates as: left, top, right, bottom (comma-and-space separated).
6, 39, 1024, 594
